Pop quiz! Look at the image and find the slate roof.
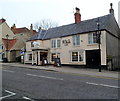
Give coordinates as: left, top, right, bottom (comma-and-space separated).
28, 14, 120, 41
29, 30, 47, 41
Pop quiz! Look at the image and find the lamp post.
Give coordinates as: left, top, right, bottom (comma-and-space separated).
6, 34, 9, 62
97, 18, 101, 72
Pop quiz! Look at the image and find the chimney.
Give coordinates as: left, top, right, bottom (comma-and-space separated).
0, 18, 6, 23
11, 24, 16, 30
74, 7, 81, 23
30, 24, 34, 34
30, 24, 33, 31
109, 3, 114, 15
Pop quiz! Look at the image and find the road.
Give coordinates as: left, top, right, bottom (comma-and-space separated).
1, 65, 119, 100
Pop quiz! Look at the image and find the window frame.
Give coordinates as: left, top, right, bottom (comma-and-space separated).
51, 39, 61, 48
73, 35, 80, 46
51, 53, 61, 62
71, 51, 84, 62
88, 32, 98, 44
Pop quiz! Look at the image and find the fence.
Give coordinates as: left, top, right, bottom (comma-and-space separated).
107, 56, 120, 70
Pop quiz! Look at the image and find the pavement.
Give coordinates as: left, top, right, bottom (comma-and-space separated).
1, 62, 119, 80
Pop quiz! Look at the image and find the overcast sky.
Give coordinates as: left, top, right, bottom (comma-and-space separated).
0, 0, 119, 29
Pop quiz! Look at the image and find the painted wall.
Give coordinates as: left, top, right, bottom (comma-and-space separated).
106, 31, 119, 68
25, 31, 107, 66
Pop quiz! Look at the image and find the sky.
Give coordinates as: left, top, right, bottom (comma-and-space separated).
0, 0, 120, 29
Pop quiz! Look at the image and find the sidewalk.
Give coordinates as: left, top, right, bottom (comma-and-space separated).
1, 63, 119, 79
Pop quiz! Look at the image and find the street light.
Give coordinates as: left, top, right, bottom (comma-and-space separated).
6, 34, 9, 62
97, 18, 101, 72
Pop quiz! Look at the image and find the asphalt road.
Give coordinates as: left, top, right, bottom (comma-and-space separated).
1, 65, 119, 100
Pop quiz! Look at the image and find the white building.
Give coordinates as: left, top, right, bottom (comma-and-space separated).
25, 5, 120, 70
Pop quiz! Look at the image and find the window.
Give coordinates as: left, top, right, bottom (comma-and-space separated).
88, 33, 97, 44
57, 40, 61, 48
51, 39, 61, 48
28, 54, 32, 60
31, 42, 34, 47
73, 35, 80, 46
0, 44, 2, 50
72, 52, 78, 61
51, 53, 56, 61
51, 53, 60, 62
71, 51, 83, 62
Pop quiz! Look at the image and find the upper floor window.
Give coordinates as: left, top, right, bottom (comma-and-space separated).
51, 39, 61, 48
88, 33, 97, 44
0, 44, 3, 50
73, 35, 80, 46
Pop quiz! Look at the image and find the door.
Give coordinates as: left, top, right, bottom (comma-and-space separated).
86, 49, 100, 67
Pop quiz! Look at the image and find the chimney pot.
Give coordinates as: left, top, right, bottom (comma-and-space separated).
30, 24, 33, 30
109, 3, 114, 15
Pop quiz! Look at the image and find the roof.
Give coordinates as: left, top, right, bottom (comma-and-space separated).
29, 14, 120, 41
2, 38, 17, 50
29, 30, 47, 41
12, 27, 29, 34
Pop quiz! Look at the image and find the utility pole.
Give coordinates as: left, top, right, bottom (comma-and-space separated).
97, 18, 101, 72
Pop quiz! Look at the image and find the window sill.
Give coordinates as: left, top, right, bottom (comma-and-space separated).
87, 43, 98, 46
69, 61, 84, 63
72, 45, 81, 47
51, 47, 61, 49
69, 61, 85, 64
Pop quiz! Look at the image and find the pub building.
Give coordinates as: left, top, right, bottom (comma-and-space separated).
24, 5, 120, 70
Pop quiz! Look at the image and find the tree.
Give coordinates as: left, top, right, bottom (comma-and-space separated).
34, 19, 58, 31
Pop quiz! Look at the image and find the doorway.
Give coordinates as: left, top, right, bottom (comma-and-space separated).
86, 49, 100, 68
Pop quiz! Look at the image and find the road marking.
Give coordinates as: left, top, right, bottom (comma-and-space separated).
23, 96, 35, 101
27, 73, 64, 81
2, 70, 14, 73
86, 82, 120, 89
0, 90, 16, 100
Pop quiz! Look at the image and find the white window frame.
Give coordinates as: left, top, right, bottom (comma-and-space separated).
51, 39, 61, 48
71, 51, 84, 62
51, 53, 61, 62
73, 35, 80, 46
88, 32, 97, 44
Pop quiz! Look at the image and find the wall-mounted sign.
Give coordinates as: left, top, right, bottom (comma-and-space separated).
31, 42, 40, 48
62, 39, 71, 46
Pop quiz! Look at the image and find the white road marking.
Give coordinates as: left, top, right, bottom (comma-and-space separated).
2, 70, 14, 73
27, 73, 64, 81
86, 82, 119, 89
0, 90, 16, 100
23, 96, 35, 101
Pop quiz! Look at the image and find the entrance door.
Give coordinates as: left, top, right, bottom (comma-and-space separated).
86, 49, 100, 68
40, 52, 47, 61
